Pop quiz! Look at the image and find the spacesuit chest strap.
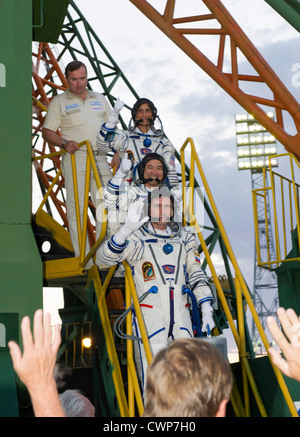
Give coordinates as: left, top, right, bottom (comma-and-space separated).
147, 244, 166, 284
132, 138, 141, 162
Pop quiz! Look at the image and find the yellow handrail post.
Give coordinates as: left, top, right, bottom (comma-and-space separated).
88, 266, 129, 417
235, 277, 250, 417
194, 221, 241, 348
263, 170, 272, 266
269, 161, 281, 264
71, 153, 82, 249
290, 154, 300, 256
84, 142, 108, 260
35, 167, 62, 216
125, 274, 144, 417
280, 177, 287, 258
189, 153, 196, 225
289, 181, 293, 232
79, 153, 91, 267
180, 149, 188, 226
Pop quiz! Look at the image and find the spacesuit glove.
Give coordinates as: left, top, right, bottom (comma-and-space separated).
110, 153, 133, 186
200, 301, 215, 334
113, 199, 149, 244
106, 97, 125, 129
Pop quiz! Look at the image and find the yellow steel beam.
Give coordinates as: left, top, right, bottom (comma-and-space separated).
88, 266, 129, 417
34, 208, 73, 253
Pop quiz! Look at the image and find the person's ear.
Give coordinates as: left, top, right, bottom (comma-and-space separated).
214, 399, 228, 417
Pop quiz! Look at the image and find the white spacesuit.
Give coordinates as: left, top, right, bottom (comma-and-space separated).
96, 97, 178, 188
101, 152, 181, 240
98, 194, 215, 389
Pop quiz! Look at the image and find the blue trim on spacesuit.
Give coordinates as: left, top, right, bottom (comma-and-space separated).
100, 124, 116, 142
108, 235, 126, 254
198, 296, 214, 306
179, 326, 193, 337
148, 327, 166, 340
102, 123, 115, 132
106, 180, 121, 196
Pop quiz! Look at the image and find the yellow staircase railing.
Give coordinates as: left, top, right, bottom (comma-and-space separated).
32, 139, 107, 279
180, 137, 298, 417
252, 152, 300, 269
87, 262, 153, 417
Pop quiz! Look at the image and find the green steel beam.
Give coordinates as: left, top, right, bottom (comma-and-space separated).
265, 0, 300, 33
32, 0, 71, 43
0, 1, 43, 415
0, 0, 42, 320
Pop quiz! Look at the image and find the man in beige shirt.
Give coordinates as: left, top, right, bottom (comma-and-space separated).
42, 60, 112, 268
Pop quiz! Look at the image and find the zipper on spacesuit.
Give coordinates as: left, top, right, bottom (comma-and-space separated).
132, 139, 141, 162
167, 278, 175, 338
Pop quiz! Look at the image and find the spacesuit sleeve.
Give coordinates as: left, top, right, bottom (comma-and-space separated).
184, 232, 213, 306
98, 234, 145, 267
103, 180, 121, 209
103, 180, 135, 216
96, 124, 128, 154
161, 138, 178, 188
102, 182, 130, 235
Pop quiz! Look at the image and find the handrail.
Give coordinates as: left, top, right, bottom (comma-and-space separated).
180, 137, 298, 417
33, 137, 151, 415
121, 261, 153, 416
87, 265, 129, 417
32, 140, 107, 273
252, 153, 300, 269
123, 262, 152, 416
88, 262, 152, 417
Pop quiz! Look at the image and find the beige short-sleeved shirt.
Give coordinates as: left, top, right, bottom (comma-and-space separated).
43, 89, 111, 150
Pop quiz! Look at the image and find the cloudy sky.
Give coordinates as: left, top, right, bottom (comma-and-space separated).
44, 1, 300, 350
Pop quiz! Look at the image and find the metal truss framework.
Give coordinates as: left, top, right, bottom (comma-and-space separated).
129, 0, 300, 160
251, 171, 279, 354
32, 1, 140, 239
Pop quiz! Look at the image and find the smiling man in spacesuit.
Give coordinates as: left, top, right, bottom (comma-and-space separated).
100, 152, 179, 240
96, 97, 178, 188
98, 188, 215, 389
